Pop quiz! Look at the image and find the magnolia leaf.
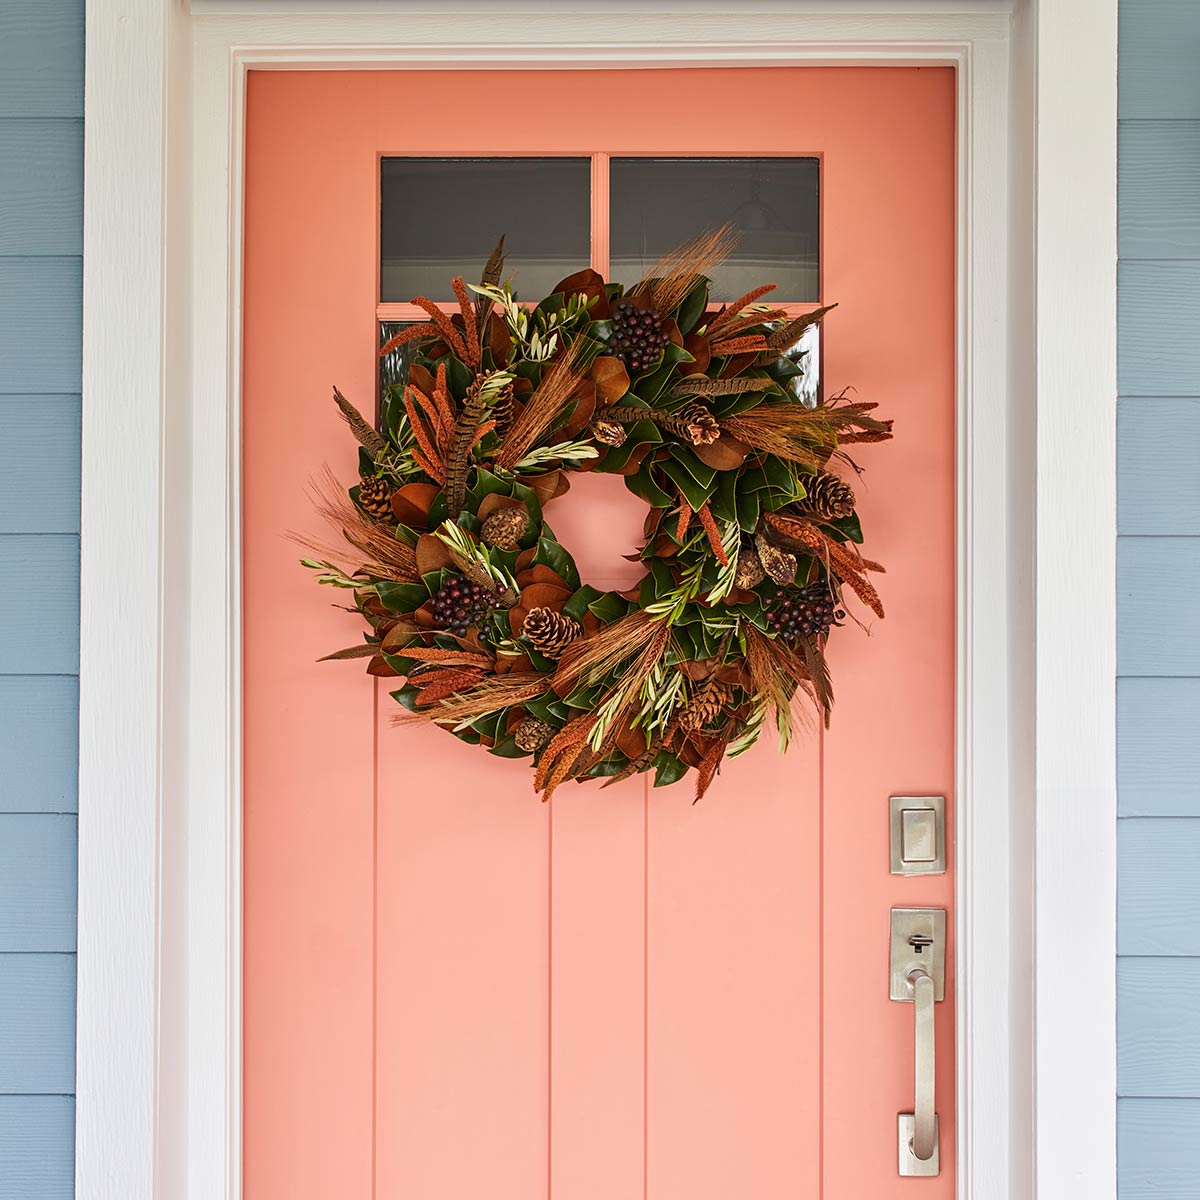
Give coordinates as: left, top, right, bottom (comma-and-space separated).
692, 434, 750, 471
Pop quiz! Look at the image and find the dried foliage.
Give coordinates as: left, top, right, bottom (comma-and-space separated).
497, 341, 589, 470
309, 237, 893, 800
296, 466, 419, 583
629, 223, 739, 316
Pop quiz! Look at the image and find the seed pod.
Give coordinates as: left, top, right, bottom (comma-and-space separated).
754, 530, 798, 586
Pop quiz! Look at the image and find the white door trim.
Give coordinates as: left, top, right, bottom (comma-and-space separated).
77, 3, 1117, 1198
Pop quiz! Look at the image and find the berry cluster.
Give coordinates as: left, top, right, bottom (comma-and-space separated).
610, 300, 669, 373
430, 575, 498, 636
766, 582, 845, 641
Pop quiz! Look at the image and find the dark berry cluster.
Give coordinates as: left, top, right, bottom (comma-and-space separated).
610, 299, 669, 373
430, 575, 497, 636
766, 582, 845, 640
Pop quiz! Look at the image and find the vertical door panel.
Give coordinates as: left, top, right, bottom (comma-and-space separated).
242, 71, 380, 1200
646, 743, 823, 1199
545, 473, 650, 1200
374, 727, 550, 1198
816, 67, 956, 1198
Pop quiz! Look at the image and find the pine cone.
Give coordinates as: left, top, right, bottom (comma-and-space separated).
675, 401, 721, 446
489, 382, 515, 441
357, 475, 393, 520
754, 530, 799, 585
481, 507, 528, 551
734, 545, 766, 589
522, 607, 582, 660
678, 677, 735, 732
802, 471, 856, 521
514, 716, 556, 752
591, 417, 628, 447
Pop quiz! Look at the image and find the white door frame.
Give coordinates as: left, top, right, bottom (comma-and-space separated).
76, 2, 1117, 1198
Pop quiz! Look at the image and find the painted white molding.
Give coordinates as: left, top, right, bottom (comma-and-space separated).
77, 1, 179, 1197
1033, 2, 1119, 1198
75, 3, 1117, 1199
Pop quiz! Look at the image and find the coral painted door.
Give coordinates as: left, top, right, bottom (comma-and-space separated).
243, 67, 955, 1198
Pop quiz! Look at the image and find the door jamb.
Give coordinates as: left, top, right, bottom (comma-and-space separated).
77, 3, 1117, 1198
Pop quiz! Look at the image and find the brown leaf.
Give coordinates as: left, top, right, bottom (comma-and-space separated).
589, 356, 632, 406
683, 333, 712, 375
318, 643, 381, 662
562, 380, 597, 437
520, 470, 571, 506
518, 582, 573, 611
551, 267, 611, 319
415, 533, 455, 575
390, 482, 440, 529
692, 434, 750, 471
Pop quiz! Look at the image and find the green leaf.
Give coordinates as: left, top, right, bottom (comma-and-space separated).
471, 710, 507, 741
710, 469, 739, 524
443, 355, 474, 398
376, 581, 430, 613
533, 536, 581, 591
624, 462, 674, 509
389, 683, 423, 712
638, 558, 677, 608
711, 384, 782, 419
588, 590, 632, 624
676, 278, 710, 335
585, 756, 631, 779
824, 512, 864, 544
563, 585, 603, 621
634, 343, 695, 404
596, 420, 661, 472
666, 446, 717, 488
652, 750, 689, 787
735, 483, 761, 532
658, 456, 717, 511
488, 734, 528, 759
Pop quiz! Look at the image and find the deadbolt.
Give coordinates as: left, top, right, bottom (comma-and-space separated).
889, 795, 946, 876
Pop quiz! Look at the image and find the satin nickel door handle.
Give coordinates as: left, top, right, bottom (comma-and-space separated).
891, 908, 945, 1177
908, 968, 937, 1161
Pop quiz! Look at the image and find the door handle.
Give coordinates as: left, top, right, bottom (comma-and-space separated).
890, 908, 945, 1176
908, 967, 937, 1161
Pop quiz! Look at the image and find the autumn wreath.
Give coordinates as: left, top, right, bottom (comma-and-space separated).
304, 229, 892, 801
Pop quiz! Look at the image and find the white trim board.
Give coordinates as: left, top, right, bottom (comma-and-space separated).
76, 3, 1117, 1198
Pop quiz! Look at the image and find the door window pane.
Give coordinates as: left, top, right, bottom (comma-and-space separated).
380, 157, 591, 302
609, 157, 819, 302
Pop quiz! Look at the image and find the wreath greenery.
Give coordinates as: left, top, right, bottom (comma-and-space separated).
304, 228, 893, 800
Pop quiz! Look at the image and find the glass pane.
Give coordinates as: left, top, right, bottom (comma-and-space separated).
379, 321, 417, 398
380, 157, 591, 302
609, 158, 819, 302
786, 324, 821, 406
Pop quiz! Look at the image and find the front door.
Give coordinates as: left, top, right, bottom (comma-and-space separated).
242, 66, 956, 1198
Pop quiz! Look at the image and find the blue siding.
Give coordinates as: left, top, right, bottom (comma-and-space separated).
1118, 1, 1200, 1193
0, 1, 81, 1194
0, 1098, 73, 1200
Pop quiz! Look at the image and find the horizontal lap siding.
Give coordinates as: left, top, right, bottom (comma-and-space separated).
1118, 3, 1200, 1196
0, 1, 82, 1195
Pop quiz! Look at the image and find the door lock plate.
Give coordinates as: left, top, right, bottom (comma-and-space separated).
898, 1113, 940, 1176
890, 907, 946, 1001
889, 794, 946, 875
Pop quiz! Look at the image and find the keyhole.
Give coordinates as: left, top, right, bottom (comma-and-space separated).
908, 934, 934, 955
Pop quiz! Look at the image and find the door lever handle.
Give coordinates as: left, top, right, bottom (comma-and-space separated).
890, 907, 945, 1176
908, 968, 937, 1161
